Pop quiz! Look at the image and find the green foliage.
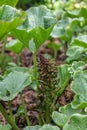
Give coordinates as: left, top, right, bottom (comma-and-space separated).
68, 61, 85, 76
0, 70, 32, 101
52, 104, 85, 129
58, 64, 70, 88
6, 39, 24, 54
39, 124, 60, 130
29, 39, 36, 53
71, 70, 87, 108
71, 35, 87, 48
0, 0, 18, 7
24, 125, 41, 130
52, 111, 68, 127
59, 104, 81, 117
0, 1, 87, 130
12, 5, 56, 51
57, 64, 70, 97
0, 124, 11, 130
66, 7, 87, 23
0, 5, 26, 40
51, 17, 84, 41
63, 114, 87, 130
24, 125, 60, 130
66, 46, 84, 62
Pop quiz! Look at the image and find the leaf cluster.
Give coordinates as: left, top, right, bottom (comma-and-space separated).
0, 0, 87, 130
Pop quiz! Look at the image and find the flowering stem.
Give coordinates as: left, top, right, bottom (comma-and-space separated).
45, 103, 51, 124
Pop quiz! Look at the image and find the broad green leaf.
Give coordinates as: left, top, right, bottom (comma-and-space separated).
52, 104, 81, 128
24, 125, 41, 130
63, 114, 87, 130
66, 10, 81, 18
71, 71, 87, 108
65, 17, 84, 40
72, 95, 87, 109
5, 66, 34, 86
5, 66, 33, 74
0, 0, 18, 7
29, 39, 36, 53
59, 104, 81, 117
39, 124, 60, 130
0, 71, 32, 101
58, 64, 70, 88
0, 124, 11, 130
51, 19, 69, 40
66, 46, 84, 62
26, 6, 56, 29
71, 61, 85, 71
66, 8, 87, 22
68, 61, 85, 76
0, 5, 26, 40
71, 35, 87, 48
51, 17, 84, 40
6, 39, 24, 54
12, 5, 56, 50
52, 111, 68, 127
57, 64, 70, 97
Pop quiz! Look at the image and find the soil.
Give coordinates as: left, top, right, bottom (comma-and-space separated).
0, 41, 74, 129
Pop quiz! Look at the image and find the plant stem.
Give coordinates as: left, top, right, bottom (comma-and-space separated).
0, 36, 7, 66
17, 54, 21, 65
45, 103, 51, 124
8, 101, 13, 118
38, 113, 44, 125
20, 92, 30, 126
1, 35, 7, 57
54, 50, 57, 59
33, 53, 45, 124
0, 103, 19, 130
33, 53, 39, 89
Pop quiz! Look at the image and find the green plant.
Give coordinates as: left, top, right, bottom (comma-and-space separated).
6, 39, 24, 65
0, 3, 57, 129
0, 70, 32, 130
0, 4, 26, 70
0, 1, 87, 130
0, 0, 18, 7
11, 5, 56, 88
0, 124, 11, 130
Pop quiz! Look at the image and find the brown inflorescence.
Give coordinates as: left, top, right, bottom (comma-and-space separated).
37, 55, 58, 89
37, 54, 59, 119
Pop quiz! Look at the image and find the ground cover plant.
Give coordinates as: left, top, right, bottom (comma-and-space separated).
0, 0, 87, 130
